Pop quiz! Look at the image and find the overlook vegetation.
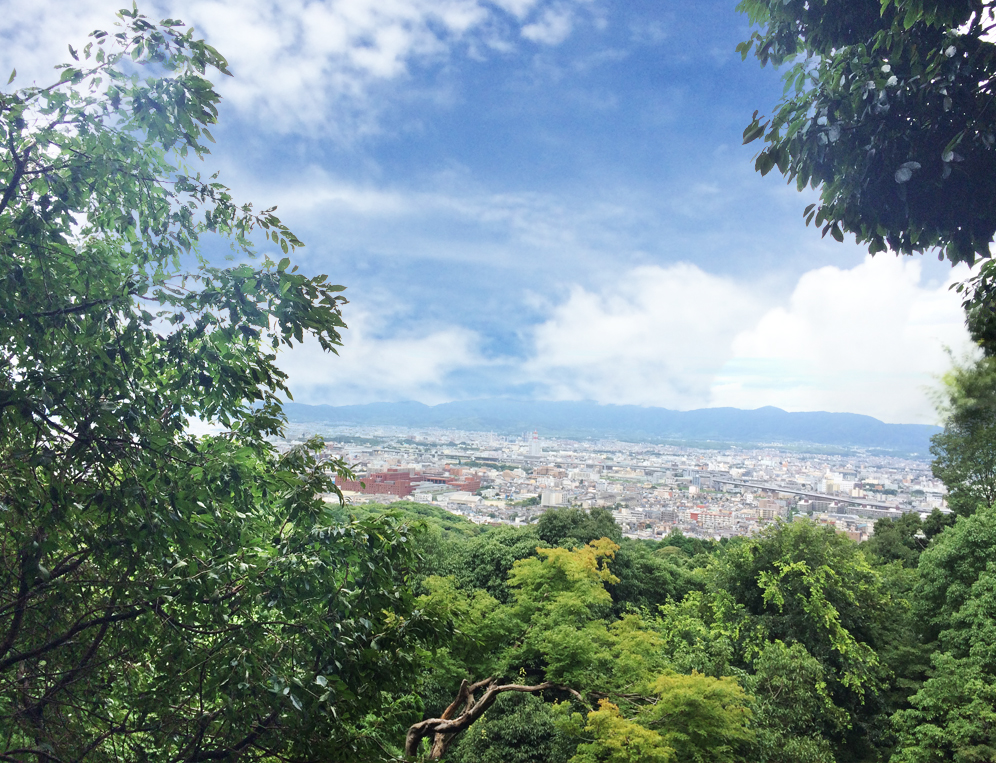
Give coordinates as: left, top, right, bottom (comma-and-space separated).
300, 500, 996, 763
2, 3, 996, 763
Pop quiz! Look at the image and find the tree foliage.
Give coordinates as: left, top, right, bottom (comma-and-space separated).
710, 522, 890, 700
0, 11, 434, 761
567, 673, 752, 763
536, 507, 623, 548
743, 641, 837, 763
864, 511, 931, 567
608, 539, 701, 616
377, 498, 996, 763
892, 506, 996, 762
737, 0, 996, 267
453, 525, 542, 603
931, 356, 996, 516
569, 699, 676, 763
407, 537, 756, 761
652, 521, 908, 761
447, 692, 576, 763
864, 510, 955, 568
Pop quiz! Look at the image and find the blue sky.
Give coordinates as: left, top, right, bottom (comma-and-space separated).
2, 0, 975, 423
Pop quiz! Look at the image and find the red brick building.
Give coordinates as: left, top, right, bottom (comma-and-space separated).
421, 466, 482, 493
337, 468, 418, 497
338, 465, 482, 497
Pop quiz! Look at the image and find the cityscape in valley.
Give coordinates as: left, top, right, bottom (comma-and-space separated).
277, 421, 947, 543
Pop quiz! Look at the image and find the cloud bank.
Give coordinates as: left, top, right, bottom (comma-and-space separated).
522, 263, 766, 410
277, 306, 483, 405
711, 256, 973, 423
0, 0, 594, 134
281, 256, 973, 424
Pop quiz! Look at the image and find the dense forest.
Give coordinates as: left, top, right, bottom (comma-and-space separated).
313, 499, 984, 763
3, 1, 996, 761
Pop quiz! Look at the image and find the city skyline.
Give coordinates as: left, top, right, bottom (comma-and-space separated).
282, 421, 943, 542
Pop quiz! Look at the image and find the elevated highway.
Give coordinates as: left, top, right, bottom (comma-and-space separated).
709, 478, 900, 510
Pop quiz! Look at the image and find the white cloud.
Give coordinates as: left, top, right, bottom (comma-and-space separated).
710, 255, 975, 424
521, 6, 574, 45
261, 173, 413, 216
0, 0, 118, 87
518, 256, 974, 423
522, 263, 767, 409
250, 255, 975, 423
277, 305, 483, 405
226, 168, 648, 269
183, 0, 489, 131
0, 0, 593, 134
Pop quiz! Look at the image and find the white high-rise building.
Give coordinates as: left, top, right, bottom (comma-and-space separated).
529, 431, 542, 457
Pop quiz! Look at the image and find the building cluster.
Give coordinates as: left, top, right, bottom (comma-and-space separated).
337, 465, 481, 497
277, 422, 947, 542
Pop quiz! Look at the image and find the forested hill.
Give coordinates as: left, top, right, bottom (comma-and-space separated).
283, 399, 939, 453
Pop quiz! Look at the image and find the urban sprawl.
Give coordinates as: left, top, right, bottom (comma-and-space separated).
278, 423, 948, 542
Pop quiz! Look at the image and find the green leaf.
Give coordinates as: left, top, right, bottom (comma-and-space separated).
756, 150, 776, 176
6, 69, 14, 85
743, 118, 766, 144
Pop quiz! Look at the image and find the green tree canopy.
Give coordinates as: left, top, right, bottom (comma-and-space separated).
931, 356, 996, 516
914, 505, 996, 651
737, 0, 996, 267
407, 539, 757, 761
567, 674, 753, 763
0, 11, 435, 761
864, 512, 929, 567
536, 507, 623, 548
892, 506, 996, 762
453, 524, 543, 602
447, 692, 577, 763
608, 539, 700, 615
743, 641, 838, 763
667, 520, 907, 761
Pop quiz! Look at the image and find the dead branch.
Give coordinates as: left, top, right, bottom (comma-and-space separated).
404, 678, 584, 760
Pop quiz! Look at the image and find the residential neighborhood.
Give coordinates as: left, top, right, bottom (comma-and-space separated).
276, 423, 948, 542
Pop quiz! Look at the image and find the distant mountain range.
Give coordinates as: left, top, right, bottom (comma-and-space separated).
282, 399, 941, 455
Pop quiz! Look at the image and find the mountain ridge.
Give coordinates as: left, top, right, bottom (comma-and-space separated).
282, 399, 940, 455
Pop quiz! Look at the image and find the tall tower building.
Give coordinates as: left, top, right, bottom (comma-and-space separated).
529, 431, 542, 457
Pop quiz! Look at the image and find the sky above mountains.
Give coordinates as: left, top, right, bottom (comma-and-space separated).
2, 0, 977, 423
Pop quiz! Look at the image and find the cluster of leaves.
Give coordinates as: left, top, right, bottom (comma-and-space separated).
734, 21, 996, 758
738, 0, 996, 264
410, 531, 751, 763
930, 356, 996, 516
890, 505, 996, 761
565, 672, 752, 763
0, 10, 438, 762
863, 509, 955, 567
